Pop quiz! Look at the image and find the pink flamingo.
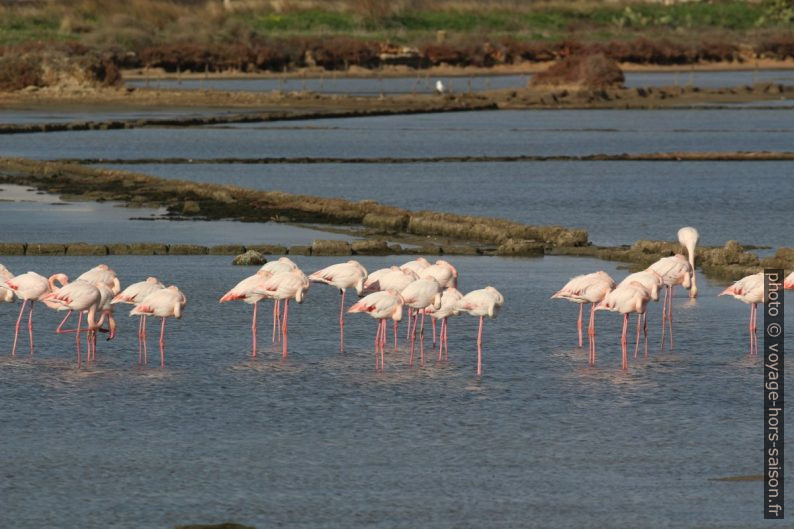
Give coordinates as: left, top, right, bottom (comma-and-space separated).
648, 254, 693, 351
0, 264, 14, 304
77, 264, 121, 294
219, 270, 274, 357
363, 266, 418, 348
719, 272, 764, 355
594, 282, 652, 369
4, 271, 65, 356
454, 286, 504, 376
400, 257, 431, 338
551, 271, 615, 363
401, 277, 442, 367
43, 279, 111, 365
418, 259, 459, 344
784, 271, 794, 290
260, 257, 299, 339
309, 260, 367, 352
112, 277, 164, 364
252, 269, 309, 358
348, 289, 404, 369
678, 227, 699, 298
617, 270, 663, 357
424, 286, 463, 360
130, 285, 187, 368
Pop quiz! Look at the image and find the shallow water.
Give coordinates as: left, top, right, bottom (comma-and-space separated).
104, 160, 794, 249
0, 185, 353, 245
124, 69, 794, 95
0, 254, 788, 529
3, 109, 794, 160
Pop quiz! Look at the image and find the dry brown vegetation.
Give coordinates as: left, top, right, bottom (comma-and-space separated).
532, 53, 624, 88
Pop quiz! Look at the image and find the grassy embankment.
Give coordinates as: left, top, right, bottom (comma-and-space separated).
1, 0, 793, 86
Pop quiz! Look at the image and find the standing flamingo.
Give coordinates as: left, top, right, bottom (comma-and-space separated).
260, 257, 299, 340
77, 264, 121, 294
594, 282, 652, 369
648, 254, 693, 351
785, 271, 794, 290
400, 257, 431, 337
253, 269, 309, 358
719, 272, 764, 355
348, 289, 404, 369
43, 279, 107, 365
551, 271, 615, 363
0, 264, 15, 303
678, 227, 699, 298
454, 286, 504, 376
112, 277, 165, 364
424, 287, 463, 360
219, 270, 274, 357
363, 266, 418, 348
617, 270, 663, 357
4, 272, 64, 356
401, 277, 442, 366
130, 285, 187, 368
309, 260, 367, 352
419, 259, 458, 344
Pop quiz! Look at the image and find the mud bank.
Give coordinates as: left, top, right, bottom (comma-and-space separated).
63, 152, 794, 165
0, 157, 585, 254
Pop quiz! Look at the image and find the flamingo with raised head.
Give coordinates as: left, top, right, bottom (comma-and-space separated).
424, 287, 463, 360
551, 271, 615, 363
219, 270, 274, 357
455, 286, 504, 376
595, 282, 652, 369
348, 289, 404, 369
719, 272, 764, 355
648, 254, 693, 351
401, 277, 442, 366
130, 285, 187, 368
4, 272, 65, 356
309, 260, 367, 352
253, 269, 309, 358
112, 277, 165, 364
678, 227, 699, 298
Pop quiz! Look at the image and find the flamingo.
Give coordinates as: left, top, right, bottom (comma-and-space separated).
363, 266, 418, 348
112, 277, 165, 364
784, 271, 794, 290
551, 271, 615, 363
401, 277, 442, 366
0, 264, 15, 303
4, 272, 65, 356
454, 286, 504, 376
594, 282, 652, 369
252, 269, 309, 358
648, 254, 693, 351
400, 258, 431, 336
43, 279, 109, 365
617, 270, 663, 358
219, 270, 273, 357
130, 285, 187, 368
418, 260, 458, 289
678, 227, 699, 298
719, 272, 764, 355
77, 264, 121, 294
309, 260, 367, 352
424, 287, 463, 360
261, 257, 299, 338
348, 289, 404, 369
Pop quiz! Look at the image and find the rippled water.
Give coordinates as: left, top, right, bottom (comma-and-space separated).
105, 160, 794, 249
124, 69, 794, 95
3, 109, 794, 160
0, 254, 788, 529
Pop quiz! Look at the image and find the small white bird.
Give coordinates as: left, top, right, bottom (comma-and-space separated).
435, 80, 446, 94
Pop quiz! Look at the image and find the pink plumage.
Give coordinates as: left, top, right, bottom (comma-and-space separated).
785, 271, 794, 290
455, 286, 504, 375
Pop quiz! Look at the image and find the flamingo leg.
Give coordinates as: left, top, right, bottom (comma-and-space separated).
251, 301, 258, 357
339, 290, 346, 353
281, 299, 289, 359
587, 303, 596, 365
660, 285, 668, 351
406, 309, 412, 341
477, 315, 484, 376
438, 318, 444, 361
621, 313, 629, 370
374, 319, 381, 368
634, 313, 641, 358
749, 302, 756, 355
432, 317, 437, 347
159, 317, 166, 368
643, 313, 648, 357
393, 320, 398, 351
272, 299, 278, 344
138, 314, 144, 365
56, 310, 73, 333
419, 309, 426, 367
27, 300, 35, 355
409, 309, 418, 366
142, 315, 148, 365
577, 303, 583, 348
668, 285, 675, 350
11, 299, 28, 356
75, 311, 83, 367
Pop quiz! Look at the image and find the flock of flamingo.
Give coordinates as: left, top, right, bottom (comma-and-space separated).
0, 257, 503, 375
553, 227, 794, 368
1, 226, 792, 373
